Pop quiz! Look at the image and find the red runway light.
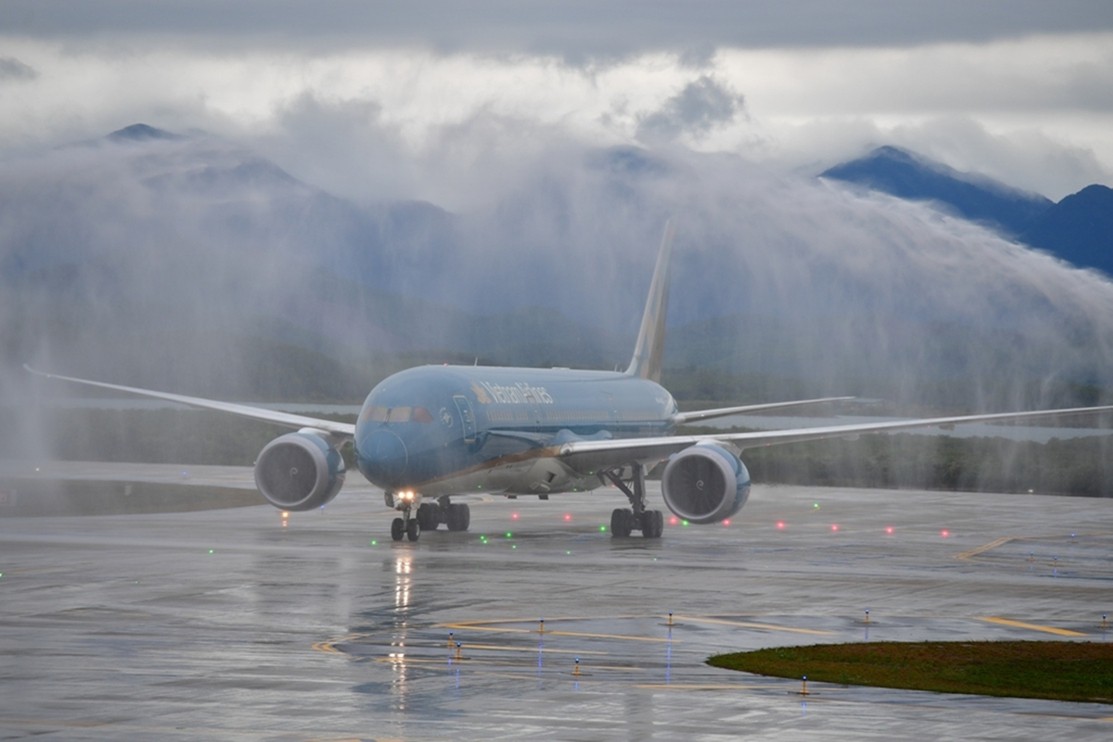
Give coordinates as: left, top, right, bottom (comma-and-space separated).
722, 519, 731, 527
563, 513, 573, 522
885, 526, 894, 535
830, 524, 840, 532
511, 512, 520, 520
776, 520, 786, 530
940, 529, 950, 538
669, 515, 679, 526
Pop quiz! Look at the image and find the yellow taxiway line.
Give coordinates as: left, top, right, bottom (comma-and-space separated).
673, 615, 835, 636
979, 616, 1088, 637
956, 536, 1015, 560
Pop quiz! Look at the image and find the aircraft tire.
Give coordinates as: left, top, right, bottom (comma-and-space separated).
417, 503, 440, 531
641, 510, 664, 539
610, 508, 633, 538
446, 503, 470, 532
406, 518, 421, 542
391, 517, 405, 541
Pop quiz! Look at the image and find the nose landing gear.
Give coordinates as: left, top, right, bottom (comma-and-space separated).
391, 512, 421, 542
387, 493, 469, 542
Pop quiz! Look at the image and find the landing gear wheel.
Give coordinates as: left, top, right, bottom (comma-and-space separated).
391, 517, 405, 542
610, 507, 634, 538
446, 503, 471, 532
406, 518, 421, 542
640, 509, 664, 539
416, 502, 441, 531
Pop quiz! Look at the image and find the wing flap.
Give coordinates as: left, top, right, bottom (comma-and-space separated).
672, 396, 855, 425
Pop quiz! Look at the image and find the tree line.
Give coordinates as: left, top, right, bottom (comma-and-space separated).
7, 407, 1113, 497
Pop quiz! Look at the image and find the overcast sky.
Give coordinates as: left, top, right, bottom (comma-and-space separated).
2, 0, 1112, 201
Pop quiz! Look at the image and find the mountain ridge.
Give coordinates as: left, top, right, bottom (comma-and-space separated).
820, 145, 1112, 275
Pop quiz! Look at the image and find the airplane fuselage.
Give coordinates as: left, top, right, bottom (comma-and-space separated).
355, 365, 678, 497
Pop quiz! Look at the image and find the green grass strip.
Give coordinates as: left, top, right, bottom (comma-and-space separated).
708, 641, 1113, 704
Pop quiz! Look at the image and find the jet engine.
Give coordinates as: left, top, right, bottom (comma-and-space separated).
660, 441, 751, 524
254, 430, 346, 511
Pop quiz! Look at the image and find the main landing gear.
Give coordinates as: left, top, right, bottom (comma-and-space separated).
388, 494, 471, 542
602, 464, 664, 539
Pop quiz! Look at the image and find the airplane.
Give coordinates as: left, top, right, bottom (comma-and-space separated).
26, 222, 1113, 541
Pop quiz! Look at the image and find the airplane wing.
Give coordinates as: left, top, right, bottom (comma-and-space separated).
671, 396, 855, 425
558, 404, 1113, 473
23, 365, 356, 438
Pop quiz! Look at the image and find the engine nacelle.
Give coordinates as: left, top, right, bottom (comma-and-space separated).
254, 430, 346, 511
660, 442, 751, 524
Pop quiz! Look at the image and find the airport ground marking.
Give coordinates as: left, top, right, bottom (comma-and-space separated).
979, 616, 1088, 637
956, 536, 1015, 561
440, 643, 610, 657
636, 683, 763, 691
536, 629, 672, 643
675, 614, 835, 636
439, 616, 676, 643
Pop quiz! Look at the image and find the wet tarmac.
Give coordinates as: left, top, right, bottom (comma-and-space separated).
2, 463, 1112, 740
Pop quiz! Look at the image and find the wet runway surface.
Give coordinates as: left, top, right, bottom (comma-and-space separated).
2, 464, 1113, 739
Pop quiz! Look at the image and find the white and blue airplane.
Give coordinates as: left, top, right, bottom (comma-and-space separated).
27, 223, 1113, 541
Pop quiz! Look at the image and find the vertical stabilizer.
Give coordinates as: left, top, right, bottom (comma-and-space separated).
625, 220, 676, 382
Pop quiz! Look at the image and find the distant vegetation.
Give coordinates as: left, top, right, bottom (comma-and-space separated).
726, 429, 1113, 498
7, 403, 1113, 497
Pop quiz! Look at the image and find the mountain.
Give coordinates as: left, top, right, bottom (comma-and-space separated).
1020, 185, 1113, 275
5, 125, 1113, 412
0, 125, 625, 397
820, 146, 1053, 236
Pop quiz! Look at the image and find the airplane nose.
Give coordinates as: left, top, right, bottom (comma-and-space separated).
361, 429, 409, 486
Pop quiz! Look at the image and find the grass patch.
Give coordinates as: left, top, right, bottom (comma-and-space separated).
708, 641, 1113, 704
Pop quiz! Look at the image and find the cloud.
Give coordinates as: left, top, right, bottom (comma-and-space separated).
635, 75, 746, 145
7, 128, 1113, 418
3, 1, 1113, 57
0, 56, 35, 80
0, 6, 1111, 201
